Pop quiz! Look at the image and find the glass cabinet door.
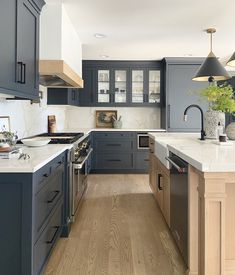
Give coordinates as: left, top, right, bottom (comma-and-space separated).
98, 70, 110, 103
131, 70, 144, 103
114, 70, 127, 103
148, 70, 161, 103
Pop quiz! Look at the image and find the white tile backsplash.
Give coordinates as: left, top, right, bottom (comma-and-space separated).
0, 87, 161, 138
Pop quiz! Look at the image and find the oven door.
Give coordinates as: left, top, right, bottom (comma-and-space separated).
71, 148, 93, 222
137, 134, 149, 149
71, 162, 87, 222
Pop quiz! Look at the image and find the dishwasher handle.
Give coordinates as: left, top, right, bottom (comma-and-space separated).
165, 156, 187, 173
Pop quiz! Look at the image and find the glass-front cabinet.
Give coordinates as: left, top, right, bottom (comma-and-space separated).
97, 68, 128, 104
148, 70, 161, 103
80, 61, 162, 107
131, 70, 144, 103
130, 69, 161, 104
114, 70, 127, 103
98, 70, 110, 103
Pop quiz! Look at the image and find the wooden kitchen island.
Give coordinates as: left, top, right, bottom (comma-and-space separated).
149, 133, 235, 275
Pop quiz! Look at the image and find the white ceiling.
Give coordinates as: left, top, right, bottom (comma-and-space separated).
47, 0, 235, 61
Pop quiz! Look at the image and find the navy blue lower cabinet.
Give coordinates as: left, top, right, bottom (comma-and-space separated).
0, 151, 66, 275
135, 151, 149, 172
90, 131, 149, 173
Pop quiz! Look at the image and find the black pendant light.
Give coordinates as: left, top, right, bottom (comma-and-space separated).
192, 28, 231, 82
227, 52, 235, 67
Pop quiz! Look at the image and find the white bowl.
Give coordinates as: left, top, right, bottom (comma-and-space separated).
21, 138, 51, 147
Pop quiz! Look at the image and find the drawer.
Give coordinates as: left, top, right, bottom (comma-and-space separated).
34, 165, 64, 242
34, 153, 65, 194
135, 152, 149, 170
93, 131, 134, 139
94, 139, 134, 152
33, 202, 63, 275
95, 153, 134, 169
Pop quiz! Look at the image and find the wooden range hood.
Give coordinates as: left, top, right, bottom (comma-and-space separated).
39, 60, 84, 88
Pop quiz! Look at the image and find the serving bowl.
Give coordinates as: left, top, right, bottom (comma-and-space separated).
21, 138, 51, 147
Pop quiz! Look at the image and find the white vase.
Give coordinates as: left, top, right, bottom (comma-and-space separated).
204, 110, 225, 139
226, 122, 235, 140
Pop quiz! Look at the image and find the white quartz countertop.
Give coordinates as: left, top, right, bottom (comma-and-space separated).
149, 132, 235, 172
0, 144, 72, 173
0, 128, 165, 173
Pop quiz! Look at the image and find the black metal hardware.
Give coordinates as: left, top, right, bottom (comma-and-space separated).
17, 62, 23, 83
167, 104, 171, 128
107, 159, 121, 162
47, 190, 60, 203
157, 173, 163, 190
56, 161, 63, 168
46, 226, 60, 244
22, 63, 26, 84
43, 173, 49, 178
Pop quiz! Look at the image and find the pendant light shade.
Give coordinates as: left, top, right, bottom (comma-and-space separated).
193, 28, 231, 82
227, 52, 235, 67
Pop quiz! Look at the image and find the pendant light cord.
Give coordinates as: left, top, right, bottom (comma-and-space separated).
210, 32, 213, 52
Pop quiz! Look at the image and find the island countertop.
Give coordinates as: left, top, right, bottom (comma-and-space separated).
149, 132, 235, 172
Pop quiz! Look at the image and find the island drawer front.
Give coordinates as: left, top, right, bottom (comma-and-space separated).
93, 132, 134, 139
135, 151, 149, 170
94, 139, 134, 152
95, 153, 134, 169
33, 202, 63, 275
33, 153, 65, 194
34, 165, 64, 242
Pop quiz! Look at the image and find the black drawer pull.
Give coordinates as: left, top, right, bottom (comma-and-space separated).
144, 159, 149, 162
43, 173, 50, 178
22, 63, 26, 84
46, 226, 60, 244
56, 161, 63, 168
47, 190, 60, 203
17, 62, 23, 83
106, 144, 121, 146
150, 150, 154, 153
157, 174, 163, 191
107, 159, 121, 162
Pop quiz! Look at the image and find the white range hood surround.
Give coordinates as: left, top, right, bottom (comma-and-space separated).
39, 2, 83, 88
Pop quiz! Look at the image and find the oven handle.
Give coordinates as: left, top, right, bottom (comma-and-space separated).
73, 148, 93, 169
165, 156, 187, 173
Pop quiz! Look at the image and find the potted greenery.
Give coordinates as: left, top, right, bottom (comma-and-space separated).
198, 82, 235, 138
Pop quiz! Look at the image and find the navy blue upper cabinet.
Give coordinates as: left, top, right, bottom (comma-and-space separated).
47, 88, 80, 106
0, 0, 45, 99
161, 58, 208, 132
79, 60, 162, 107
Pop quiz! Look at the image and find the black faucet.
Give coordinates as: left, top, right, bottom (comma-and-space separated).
183, 104, 206, 140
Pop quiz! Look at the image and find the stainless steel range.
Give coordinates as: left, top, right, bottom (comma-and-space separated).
70, 136, 92, 222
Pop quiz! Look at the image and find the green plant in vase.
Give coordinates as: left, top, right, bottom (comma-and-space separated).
197, 83, 235, 139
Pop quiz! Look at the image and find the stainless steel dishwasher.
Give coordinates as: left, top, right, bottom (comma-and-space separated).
166, 152, 188, 266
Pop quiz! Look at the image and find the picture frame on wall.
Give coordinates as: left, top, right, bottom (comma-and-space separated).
0, 116, 11, 132
95, 110, 117, 128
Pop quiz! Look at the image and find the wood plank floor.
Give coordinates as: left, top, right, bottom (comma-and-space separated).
44, 174, 186, 275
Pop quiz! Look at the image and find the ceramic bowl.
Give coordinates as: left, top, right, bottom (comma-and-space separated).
21, 138, 51, 147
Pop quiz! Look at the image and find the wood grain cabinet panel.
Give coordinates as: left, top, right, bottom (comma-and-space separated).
149, 144, 170, 227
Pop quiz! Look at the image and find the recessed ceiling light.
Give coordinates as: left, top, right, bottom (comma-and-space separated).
100, 55, 109, 58
94, 33, 106, 38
